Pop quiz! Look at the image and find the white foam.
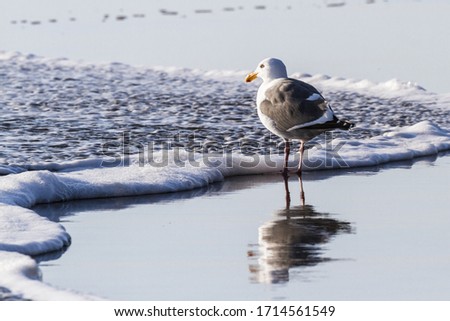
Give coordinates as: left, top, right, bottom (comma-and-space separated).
0, 251, 96, 300
0, 204, 70, 255
312, 121, 450, 169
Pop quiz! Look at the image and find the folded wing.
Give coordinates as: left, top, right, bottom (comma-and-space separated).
259, 78, 351, 132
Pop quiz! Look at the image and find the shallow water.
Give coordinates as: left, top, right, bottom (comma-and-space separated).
1, 53, 449, 168
35, 153, 450, 300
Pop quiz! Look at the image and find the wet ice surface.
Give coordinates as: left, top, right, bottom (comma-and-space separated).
1, 52, 449, 167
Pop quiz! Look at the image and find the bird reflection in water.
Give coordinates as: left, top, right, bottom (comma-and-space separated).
248, 175, 351, 284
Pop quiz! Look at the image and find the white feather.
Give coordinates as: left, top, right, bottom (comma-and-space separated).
286, 105, 335, 131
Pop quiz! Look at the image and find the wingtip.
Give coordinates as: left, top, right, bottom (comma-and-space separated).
339, 120, 355, 130
342, 120, 355, 129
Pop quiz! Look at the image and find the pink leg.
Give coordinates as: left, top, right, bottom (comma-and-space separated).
296, 141, 304, 177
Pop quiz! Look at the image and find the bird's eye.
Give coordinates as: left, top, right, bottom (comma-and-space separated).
259, 64, 265, 68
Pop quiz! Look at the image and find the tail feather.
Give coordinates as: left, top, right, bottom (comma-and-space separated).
336, 119, 355, 130
303, 117, 355, 130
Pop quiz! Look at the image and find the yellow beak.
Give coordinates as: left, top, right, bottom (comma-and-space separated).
245, 72, 258, 83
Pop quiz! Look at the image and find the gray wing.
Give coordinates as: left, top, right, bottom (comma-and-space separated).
259, 78, 332, 132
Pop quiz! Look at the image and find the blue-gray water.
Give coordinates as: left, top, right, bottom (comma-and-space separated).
35, 154, 450, 300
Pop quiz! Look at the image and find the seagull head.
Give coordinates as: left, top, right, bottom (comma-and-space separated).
245, 58, 288, 83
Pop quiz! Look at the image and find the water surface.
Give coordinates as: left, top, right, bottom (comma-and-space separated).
35, 154, 450, 300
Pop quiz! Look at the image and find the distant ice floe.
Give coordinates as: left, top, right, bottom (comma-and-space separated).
0, 51, 449, 300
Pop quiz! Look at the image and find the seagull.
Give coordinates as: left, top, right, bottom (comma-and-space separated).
245, 57, 354, 177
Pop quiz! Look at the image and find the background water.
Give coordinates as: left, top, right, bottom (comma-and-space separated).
2, 0, 450, 93
35, 154, 450, 300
